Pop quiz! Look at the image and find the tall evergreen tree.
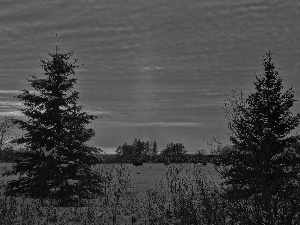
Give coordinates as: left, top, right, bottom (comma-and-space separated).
5, 48, 104, 206
222, 51, 300, 202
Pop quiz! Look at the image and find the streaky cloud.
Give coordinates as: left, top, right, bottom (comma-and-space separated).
0, 111, 23, 116
0, 90, 38, 94
94, 121, 208, 127
0, 101, 23, 106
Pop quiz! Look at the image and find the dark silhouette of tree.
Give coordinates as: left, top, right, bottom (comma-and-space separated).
132, 138, 144, 162
4, 48, 104, 206
222, 51, 300, 203
161, 142, 187, 163
149, 140, 158, 162
116, 139, 159, 163
193, 148, 206, 163
152, 140, 158, 156
116, 142, 136, 163
143, 141, 150, 162
116, 143, 133, 163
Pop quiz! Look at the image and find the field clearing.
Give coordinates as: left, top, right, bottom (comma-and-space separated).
0, 162, 224, 200
1, 162, 223, 189
121, 163, 222, 192
0, 162, 225, 224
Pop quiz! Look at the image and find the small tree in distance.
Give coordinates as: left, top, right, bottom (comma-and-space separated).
116, 139, 159, 163
222, 51, 300, 220
5, 47, 104, 206
196, 149, 206, 162
161, 142, 187, 163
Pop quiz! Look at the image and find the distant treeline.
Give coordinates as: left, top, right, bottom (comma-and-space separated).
98, 153, 220, 164
108, 138, 221, 164
0, 139, 224, 164
1, 138, 225, 164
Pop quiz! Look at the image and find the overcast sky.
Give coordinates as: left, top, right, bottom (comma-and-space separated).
1, 0, 300, 154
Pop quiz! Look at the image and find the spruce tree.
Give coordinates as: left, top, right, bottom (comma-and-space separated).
222, 51, 300, 202
5, 48, 104, 206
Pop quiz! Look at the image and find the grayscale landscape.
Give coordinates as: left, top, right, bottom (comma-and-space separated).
0, 0, 300, 224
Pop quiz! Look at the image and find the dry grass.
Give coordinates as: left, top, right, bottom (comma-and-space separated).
1, 162, 299, 224
0, 163, 224, 224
